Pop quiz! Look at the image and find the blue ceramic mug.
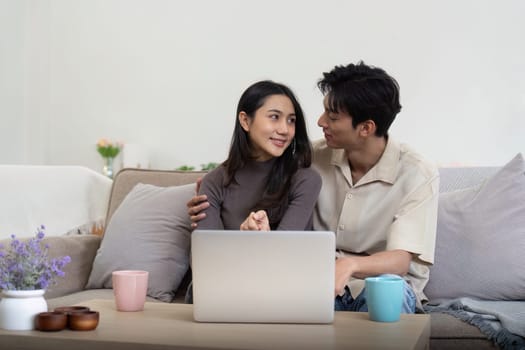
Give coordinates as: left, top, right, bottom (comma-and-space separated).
365, 275, 404, 322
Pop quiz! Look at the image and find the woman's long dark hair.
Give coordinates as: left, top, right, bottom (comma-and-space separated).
223, 80, 312, 227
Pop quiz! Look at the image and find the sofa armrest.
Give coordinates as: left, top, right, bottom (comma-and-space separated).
43, 235, 102, 299
0, 165, 112, 240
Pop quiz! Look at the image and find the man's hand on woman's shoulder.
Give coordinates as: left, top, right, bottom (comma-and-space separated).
187, 178, 209, 229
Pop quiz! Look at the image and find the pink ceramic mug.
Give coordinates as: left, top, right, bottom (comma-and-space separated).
112, 270, 149, 312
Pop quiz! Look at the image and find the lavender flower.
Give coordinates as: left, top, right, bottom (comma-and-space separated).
0, 226, 71, 290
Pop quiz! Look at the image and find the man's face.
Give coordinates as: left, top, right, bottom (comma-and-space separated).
317, 95, 359, 150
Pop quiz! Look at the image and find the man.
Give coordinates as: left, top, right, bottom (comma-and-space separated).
188, 61, 439, 313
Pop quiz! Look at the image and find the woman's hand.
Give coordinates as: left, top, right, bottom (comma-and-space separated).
240, 210, 270, 231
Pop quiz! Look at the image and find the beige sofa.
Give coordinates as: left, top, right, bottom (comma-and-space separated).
41, 169, 207, 306
3, 164, 522, 349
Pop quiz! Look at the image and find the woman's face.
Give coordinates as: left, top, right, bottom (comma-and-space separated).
239, 94, 296, 161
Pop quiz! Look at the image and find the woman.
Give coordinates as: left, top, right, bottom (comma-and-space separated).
198, 80, 321, 231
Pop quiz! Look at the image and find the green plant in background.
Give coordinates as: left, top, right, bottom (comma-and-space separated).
96, 139, 121, 158
176, 162, 219, 171
176, 165, 195, 171
201, 162, 219, 171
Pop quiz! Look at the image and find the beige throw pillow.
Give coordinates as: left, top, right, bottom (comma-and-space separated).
425, 153, 525, 301
86, 183, 194, 302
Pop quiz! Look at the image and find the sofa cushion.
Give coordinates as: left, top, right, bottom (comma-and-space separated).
425, 153, 525, 301
430, 312, 490, 339
438, 166, 498, 193
44, 235, 102, 299
86, 183, 194, 302
46, 289, 164, 311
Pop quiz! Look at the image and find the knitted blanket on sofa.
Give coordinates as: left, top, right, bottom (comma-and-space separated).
425, 297, 525, 350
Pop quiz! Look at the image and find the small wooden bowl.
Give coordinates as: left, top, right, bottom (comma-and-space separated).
35, 311, 68, 331
68, 311, 99, 331
54, 306, 90, 315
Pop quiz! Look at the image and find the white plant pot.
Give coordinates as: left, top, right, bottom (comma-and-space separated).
0, 290, 48, 330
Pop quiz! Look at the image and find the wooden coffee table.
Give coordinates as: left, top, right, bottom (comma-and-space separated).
0, 299, 430, 349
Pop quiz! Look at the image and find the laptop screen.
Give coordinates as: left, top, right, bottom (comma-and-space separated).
191, 230, 335, 324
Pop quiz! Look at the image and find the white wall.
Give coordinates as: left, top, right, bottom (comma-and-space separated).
0, 0, 25, 163
2, 0, 524, 172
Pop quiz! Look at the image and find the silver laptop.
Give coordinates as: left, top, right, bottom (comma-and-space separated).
191, 230, 335, 324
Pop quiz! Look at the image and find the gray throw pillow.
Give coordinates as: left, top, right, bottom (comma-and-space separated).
86, 183, 194, 302
425, 153, 525, 301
